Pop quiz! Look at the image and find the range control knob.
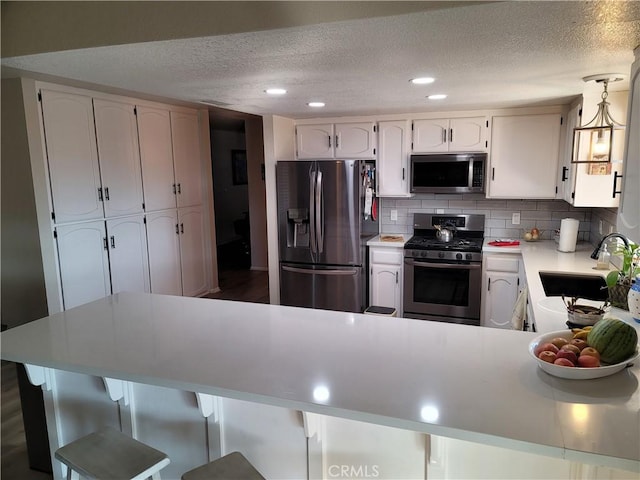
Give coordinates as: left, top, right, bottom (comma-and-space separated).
438, 252, 445, 259
456, 253, 463, 260
466, 253, 473, 260
421, 251, 427, 257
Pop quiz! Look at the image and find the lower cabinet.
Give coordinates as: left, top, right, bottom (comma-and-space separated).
369, 245, 403, 315
56, 215, 150, 310
481, 253, 524, 329
56, 221, 112, 310
147, 207, 208, 297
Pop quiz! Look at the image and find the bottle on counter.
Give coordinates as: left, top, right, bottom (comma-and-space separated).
596, 243, 611, 269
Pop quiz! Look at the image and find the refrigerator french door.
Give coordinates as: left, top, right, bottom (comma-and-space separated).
277, 159, 377, 312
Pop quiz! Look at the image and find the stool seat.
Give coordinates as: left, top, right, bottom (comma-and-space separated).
55, 426, 170, 480
182, 452, 265, 480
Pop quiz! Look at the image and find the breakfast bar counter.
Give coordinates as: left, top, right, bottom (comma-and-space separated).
1, 292, 638, 478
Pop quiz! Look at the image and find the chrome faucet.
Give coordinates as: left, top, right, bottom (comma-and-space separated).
590, 233, 631, 260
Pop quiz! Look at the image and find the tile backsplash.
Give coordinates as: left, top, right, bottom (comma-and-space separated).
380, 194, 596, 243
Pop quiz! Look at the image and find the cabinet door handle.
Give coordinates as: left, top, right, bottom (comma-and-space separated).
561, 166, 568, 182
335, 135, 339, 149
173, 183, 177, 194
612, 172, 623, 198
103, 237, 108, 250
176, 223, 179, 235
98, 187, 103, 201
104, 187, 110, 201
328, 135, 332, 148
492, 168, 495, 181
449, 128, 453, 143
402, 167, 405, 180
442, 129, 447, 144
488, 277, 491, 291
177, 183, 182, 194
180, 223, 184, 234
395, 271, 398, 284
110, 236, 116, 249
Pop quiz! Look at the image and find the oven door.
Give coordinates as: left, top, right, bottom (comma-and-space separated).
403, 257, 482, 324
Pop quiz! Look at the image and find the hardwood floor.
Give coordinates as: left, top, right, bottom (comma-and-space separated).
1, 267, 269, 480
206, 268, 270, 304
1, 362, 52, 480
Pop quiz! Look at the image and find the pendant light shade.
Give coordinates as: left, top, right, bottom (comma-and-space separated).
572, 77, 625, 164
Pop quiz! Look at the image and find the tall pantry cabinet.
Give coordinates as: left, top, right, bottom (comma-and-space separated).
36, 84, 212, 311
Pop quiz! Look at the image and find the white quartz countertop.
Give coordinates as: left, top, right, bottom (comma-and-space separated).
1, 292, 638, 472
367, 234, 412, 247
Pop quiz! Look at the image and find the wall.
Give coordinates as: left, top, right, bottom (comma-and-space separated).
211, 128, 249, 245
0, 78, 49, 327
245, 116, 269, 271
380, 195, 593, 242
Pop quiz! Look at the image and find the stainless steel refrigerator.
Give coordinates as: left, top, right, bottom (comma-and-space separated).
277, 159, 378, 312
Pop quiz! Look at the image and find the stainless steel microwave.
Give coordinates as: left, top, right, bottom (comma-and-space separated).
410, 153, 486, 194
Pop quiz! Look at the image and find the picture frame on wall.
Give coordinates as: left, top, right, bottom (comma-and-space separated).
231, 150, 248, 185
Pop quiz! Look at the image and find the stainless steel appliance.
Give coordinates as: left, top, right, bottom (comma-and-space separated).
404, 213, 485, 325
277, 159, 378, 312
410, 153, 486, 194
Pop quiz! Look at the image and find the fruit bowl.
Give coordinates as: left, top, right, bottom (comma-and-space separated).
529, 330, 639, 380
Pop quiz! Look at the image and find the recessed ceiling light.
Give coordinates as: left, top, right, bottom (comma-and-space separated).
265, 88, 287, 95
427, 94, 447, 100
410, 77, 435, 85
308, 102, 325, 108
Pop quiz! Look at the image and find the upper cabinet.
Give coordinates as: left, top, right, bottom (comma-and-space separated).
412, 117, 487, 153
618, 47, 640, 241
377, 120, 411, 197
296, 122, 376, 159
40, 90, 104, 223
93, 99, 145, 217
171, 111, 203, 207
487, 113, 561, 198
137, 106, 177, 212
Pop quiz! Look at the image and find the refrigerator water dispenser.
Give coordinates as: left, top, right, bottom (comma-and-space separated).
287, 208, 309, 247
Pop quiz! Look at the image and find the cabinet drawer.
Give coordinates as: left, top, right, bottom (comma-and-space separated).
485, 256, 519, 273
371, 249, 403, 265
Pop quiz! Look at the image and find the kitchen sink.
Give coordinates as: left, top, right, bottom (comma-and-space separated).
538, 271, 608, 301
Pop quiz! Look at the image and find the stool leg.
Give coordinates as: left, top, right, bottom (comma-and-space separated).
151, 473, 162, 480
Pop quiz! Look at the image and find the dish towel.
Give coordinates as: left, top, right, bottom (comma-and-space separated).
511, 285, 528, 330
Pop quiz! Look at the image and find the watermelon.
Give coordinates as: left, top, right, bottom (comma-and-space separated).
587, 318, 638, 364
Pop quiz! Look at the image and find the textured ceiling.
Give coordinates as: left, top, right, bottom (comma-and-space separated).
3, 1, 640, 119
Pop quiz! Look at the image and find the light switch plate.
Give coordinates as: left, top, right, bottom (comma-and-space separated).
390, 210, 398, 221
512, 212, 521, 225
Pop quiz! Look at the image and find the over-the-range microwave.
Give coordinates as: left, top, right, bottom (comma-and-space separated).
410, 153, 486, 194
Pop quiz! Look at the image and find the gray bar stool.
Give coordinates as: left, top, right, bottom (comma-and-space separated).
182, 452, 265, 480
54, 426, 170, 480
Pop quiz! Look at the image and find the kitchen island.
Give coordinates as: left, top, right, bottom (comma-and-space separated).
1, 292, 638, 479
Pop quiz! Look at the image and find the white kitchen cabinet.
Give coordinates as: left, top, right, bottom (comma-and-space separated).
481, 253, 523, 329
93, 99, 145, 217
369, 246, 403, 315
618, 47, 640, 241
171, 110, 203, 208
488, 113, 561, 198
377, 120, 411, 196
137, 106, 177, 212
56, 221, 111, 309
412, 117, 487, 153
39, 90, 103, 223
178, 206, 207, 297
146, 210, 183, 296
296, 122, 376, 159
106, 215, 150, 294
557, 102, 581, 203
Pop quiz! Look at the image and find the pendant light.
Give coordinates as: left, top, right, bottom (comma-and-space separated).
572, 74, 625, 164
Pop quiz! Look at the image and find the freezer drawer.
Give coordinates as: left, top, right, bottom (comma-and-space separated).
280, 263, 364, 313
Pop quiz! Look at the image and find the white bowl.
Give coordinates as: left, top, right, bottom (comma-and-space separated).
567, 306, 605, 326
529, 330, 639, 380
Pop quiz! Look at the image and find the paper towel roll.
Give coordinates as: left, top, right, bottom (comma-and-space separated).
558, 218, 579, 252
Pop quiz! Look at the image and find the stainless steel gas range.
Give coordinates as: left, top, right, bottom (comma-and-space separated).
403, 213, 485, 325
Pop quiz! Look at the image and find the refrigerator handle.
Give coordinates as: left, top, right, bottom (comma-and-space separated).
309, 169, 317, 253
316, 169, 324, 253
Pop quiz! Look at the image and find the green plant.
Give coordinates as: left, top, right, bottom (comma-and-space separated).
605, 241, 640, 287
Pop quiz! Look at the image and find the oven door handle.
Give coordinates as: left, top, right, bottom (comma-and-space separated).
404, 258, 481, 270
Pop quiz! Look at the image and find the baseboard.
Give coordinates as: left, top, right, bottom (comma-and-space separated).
208, 287, 222, 294
250, 266, 269, 271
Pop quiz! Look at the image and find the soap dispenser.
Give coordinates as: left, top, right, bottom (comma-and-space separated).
596, 243, 611, 269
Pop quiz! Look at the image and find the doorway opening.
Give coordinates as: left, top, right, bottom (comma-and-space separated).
208, 108, 269, 304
